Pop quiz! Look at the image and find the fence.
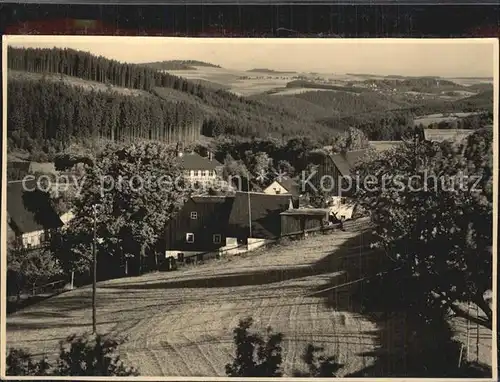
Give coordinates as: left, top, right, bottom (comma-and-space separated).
7, 278, 68, 314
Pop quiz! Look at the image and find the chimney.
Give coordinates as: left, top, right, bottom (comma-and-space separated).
208, 151, 213, 161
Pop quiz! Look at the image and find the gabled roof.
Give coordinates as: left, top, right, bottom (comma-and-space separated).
369, 141, 403, 152
29, 162, 58, 175
228, 192, 293, 239
177, 152, 222, 171
7, 180, 63, 234
330, 149, 368, 177
274, 177, 300, 196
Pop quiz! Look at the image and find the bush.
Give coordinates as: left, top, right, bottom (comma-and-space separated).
56, 333, 139, 376
6, 349, 51, 376
6, 333, 139, 376
225, 317, 283, 377
298, 344, 343, 377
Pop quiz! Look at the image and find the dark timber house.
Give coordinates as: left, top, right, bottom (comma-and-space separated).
163, 195, 234, 262
307, 149, 368, 197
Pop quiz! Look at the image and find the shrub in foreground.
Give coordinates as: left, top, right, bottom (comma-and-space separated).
7, 333, 139, 376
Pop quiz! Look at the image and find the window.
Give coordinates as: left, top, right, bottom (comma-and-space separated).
208, 170, 214, 176
213, 234, 221, 244
274, 188, 281, 194
340, 197, 347, 204
186, 233, 195, 243
190, 211, 198, 219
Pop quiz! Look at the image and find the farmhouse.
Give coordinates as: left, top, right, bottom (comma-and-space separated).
164, 195, 234, 261
263, 177, 300, 196
176, 150, 223, 185
307, 149, 368, 197
7, 180, 63, 249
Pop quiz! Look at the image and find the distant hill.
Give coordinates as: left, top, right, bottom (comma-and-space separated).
467, 83, 494, 92
7, 46, 340, 155
362, 77, 465, 93
247, 68, 294, 74
144, 60, 221, 70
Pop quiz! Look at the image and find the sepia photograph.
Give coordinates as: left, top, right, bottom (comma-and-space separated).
1, 36, 498, 379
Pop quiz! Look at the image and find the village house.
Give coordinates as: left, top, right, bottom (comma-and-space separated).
307, 149, 369, 220
308, 149, 368, 197
163, 192, 301, 264
176, 149, 223, 186
7, 180, 63, 249
263, 177, 301, 196
164, 195, 234, 262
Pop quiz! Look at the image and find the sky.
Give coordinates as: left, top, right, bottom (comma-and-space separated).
6, 36, 497, 78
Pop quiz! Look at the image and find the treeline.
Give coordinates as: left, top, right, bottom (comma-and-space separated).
409, 91, 494, 115
425, 112, 493, 130
213, 135, 321, 175
320, 110, 415, 141
144, 60, 221, 71
8, 47, 338, 146
294, 90, 405, 114
8, 78, 203, 153
7, 47, 229, 100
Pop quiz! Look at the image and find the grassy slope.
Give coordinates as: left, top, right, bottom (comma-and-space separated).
7, 217, 491, 376
7, 224, 380, 377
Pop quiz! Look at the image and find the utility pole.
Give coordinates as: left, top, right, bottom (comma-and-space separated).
247, 176, 252, 239
466, 302, 471, 361
92, 204, 98, 334
476, 304, 480, 363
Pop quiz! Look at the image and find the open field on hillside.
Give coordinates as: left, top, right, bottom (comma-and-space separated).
8, 223, 391, 377
269, 88, 335, 96
7, 218, 493, 377
414, 112, 484, 126
166, 66, 292, 96
448, 78, 493, 86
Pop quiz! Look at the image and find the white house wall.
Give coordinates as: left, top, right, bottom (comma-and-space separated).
21, 229, 45, 248
263, 181, 289, 195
